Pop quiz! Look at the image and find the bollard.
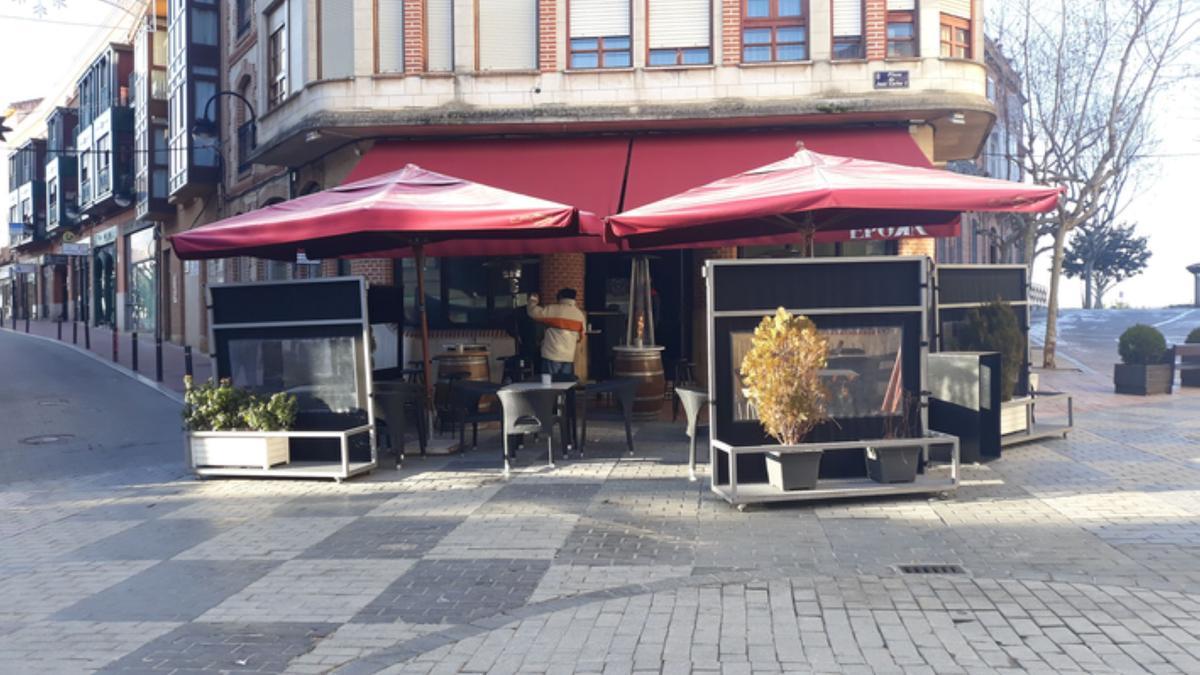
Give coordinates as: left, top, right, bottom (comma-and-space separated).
57, 319, 63, 341
184, 346, 194, 378
25, 316, 30, 333
112, 330, 118, 362
72, 321, 78, 344
84, 321, 90, 350
155, 336, 163, 383
131, 332, 139, 372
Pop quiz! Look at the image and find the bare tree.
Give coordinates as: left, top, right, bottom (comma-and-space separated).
995, 0, 1200, 367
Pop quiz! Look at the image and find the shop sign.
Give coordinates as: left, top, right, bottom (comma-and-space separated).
39, 255, 69, 266
93, 226, 118, 247
847, 226, 930, 240
10, 264, 37, 274
62, 230, 79, 243
61, 243, 90, 256
873, 70, 909, 89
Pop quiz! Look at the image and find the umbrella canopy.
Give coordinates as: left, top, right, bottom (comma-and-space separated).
171, 164, 607, 411
606, 145, 1063, 249
171, 164, 605, 261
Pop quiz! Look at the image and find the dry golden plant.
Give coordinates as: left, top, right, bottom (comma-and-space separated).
739, 308, 830, 446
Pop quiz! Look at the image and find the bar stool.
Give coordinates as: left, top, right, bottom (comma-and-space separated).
675, 385, 708, 482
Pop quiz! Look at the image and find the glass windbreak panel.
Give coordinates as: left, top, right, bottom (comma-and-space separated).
730, 326, 904, 422
228, 336, 361, 414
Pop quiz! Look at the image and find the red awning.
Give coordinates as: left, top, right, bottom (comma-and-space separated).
607, 144, 1061, 249
621, 127, 933, 209
349, 128, 956, 246
345, 136, 631, 218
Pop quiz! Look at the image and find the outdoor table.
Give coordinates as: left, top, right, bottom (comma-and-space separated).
499, 381, 578, 454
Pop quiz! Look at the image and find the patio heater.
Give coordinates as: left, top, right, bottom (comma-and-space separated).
613, 256, 665, 419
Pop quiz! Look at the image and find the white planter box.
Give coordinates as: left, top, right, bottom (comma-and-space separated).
189, 433, 289, 470
1000, 398, 1031, 435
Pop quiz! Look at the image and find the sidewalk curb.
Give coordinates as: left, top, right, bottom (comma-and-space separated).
1, 326, 185, 405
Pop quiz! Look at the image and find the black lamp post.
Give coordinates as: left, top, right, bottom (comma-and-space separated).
191, 90, 257, 161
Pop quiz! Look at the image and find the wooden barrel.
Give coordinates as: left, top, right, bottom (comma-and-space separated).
434, 352, 491, 382
613, 347, 666, 420
435, 351, 493, 413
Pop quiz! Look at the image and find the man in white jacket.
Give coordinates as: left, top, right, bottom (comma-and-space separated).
527, 288, 585, 376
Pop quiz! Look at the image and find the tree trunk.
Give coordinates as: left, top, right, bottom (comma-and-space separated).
1024, 225, 1038, 276
1083, 262, 1094, 309
1043, 226, 1069, 369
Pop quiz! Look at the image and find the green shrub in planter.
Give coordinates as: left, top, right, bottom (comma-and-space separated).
1118, 324, 1167, 365
956, 300, 1024, 401
1114, 325, 1172, 395
183, 377, 299, 432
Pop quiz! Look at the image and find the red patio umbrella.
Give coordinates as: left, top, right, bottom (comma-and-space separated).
606, 144, 1062, 250
172, 164, 606, 401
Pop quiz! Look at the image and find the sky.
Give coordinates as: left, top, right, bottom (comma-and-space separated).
2, 1, 1198, 308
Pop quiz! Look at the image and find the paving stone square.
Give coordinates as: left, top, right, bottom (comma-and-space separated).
98, 621, 338, 673
299, 517, 462, 560
65, 518, 233, 561
351, 559, 553, 625
53, 560, 281, 622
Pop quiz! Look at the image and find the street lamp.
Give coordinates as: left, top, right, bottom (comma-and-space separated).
190, 90, 257, 161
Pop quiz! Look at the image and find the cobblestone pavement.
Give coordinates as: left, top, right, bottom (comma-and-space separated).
4, 332, 1200, 673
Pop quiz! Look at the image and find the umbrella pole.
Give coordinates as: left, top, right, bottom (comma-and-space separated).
414, 244, 436, 417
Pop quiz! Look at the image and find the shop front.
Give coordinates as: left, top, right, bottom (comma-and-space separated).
39, 254, 69, 322
124, 224, 158, 333
92, 226, 118, 327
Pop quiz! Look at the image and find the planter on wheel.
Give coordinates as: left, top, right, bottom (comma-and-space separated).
765, 450, 822, 491
865, 445, 921, 483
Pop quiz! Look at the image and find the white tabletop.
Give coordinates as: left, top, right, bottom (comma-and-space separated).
501, 381, 578, 393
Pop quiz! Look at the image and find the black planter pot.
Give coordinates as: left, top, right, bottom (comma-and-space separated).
1182, 355, 1200, 387
1113, 363, 1173, 395
765, 450, 822, 491
865, 445, 921, 483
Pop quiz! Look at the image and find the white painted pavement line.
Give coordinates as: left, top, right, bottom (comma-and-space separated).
0, 327, 184, 405
1153, 308, 1196, 328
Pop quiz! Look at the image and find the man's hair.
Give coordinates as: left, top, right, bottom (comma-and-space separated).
557, 288, 577, 301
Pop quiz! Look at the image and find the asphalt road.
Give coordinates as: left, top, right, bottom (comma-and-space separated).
1032, 306, 1200, 371
0, 330, 184, 486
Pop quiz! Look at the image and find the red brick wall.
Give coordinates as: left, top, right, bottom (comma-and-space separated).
350, 259, 395, 286
722, 0, 741, 65
539, 253, 585, 307
538, 0, 557, 71
404, 0, 425, 72
866, 0, 887, 60
539, 252, 587, 377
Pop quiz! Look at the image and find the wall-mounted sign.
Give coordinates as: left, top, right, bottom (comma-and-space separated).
39, 255, 69, 266
847, 226, 930, 240
873, 70, 910, 89
61, 243, 90, 256
62, 230, 79, 243
93, 226, 118, 247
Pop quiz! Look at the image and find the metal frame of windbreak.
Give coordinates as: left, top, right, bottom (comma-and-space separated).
704, 256, 958, 507
931, 263, 1073, 446
197, 275, 377, 481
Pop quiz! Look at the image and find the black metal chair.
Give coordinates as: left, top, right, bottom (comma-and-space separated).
372, 381, 429, 464
675, 385, 708, 481
498, 355, 536, 384
579, 378, 637, 456
451, 379, 502, 450
433, 371, 467, 433
497, 388, 566, 475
